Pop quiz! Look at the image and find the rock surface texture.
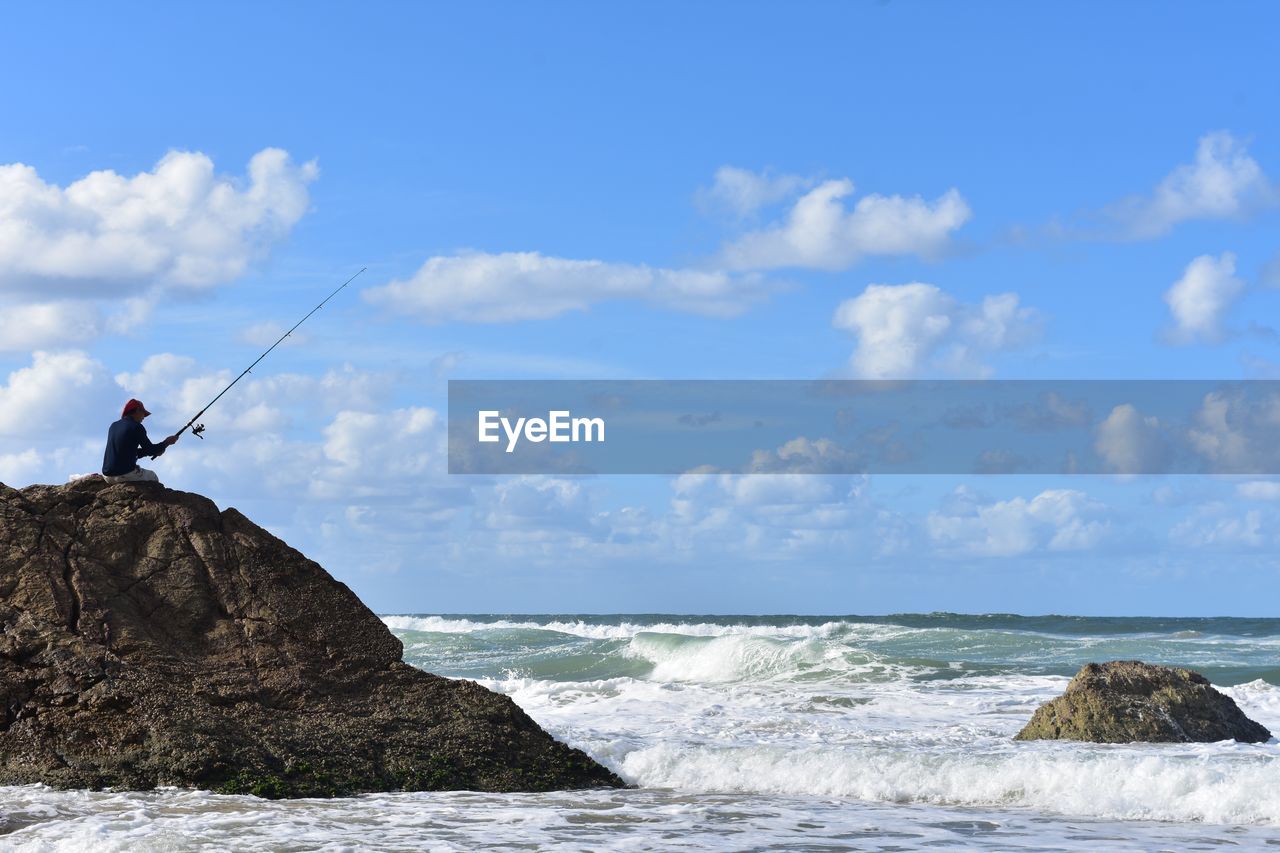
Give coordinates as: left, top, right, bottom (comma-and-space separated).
0, 478, 624, 797
1015, 660, 1272, 744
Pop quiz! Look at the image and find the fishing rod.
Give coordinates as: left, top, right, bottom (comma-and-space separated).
166, 267, 367, 447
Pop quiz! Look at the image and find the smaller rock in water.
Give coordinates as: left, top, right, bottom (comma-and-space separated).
1015, 660, 1272, 743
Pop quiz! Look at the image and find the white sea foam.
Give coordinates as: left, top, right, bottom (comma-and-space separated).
620, 742, 1280, 825
1222, 679, 1280, 732
491, 668, 1280, 826
623, 632, 834, 682
380, 614, 898, 642
8, 785, 1276, 852
460, 628, 1280, 828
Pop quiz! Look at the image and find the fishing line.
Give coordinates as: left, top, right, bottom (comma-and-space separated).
166, 267, 367, 448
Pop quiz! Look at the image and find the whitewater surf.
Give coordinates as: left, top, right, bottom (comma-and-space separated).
2, 613, 1277, 850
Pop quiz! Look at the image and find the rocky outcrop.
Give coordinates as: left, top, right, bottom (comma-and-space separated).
1015, 660, 1272, 744
0, 478, 624, 797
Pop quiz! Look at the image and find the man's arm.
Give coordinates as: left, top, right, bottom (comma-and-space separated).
135, 424, 177, 459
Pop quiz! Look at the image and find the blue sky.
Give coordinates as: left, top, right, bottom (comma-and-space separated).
2, 2, 1279, 614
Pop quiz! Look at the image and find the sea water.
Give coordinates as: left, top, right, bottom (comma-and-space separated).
1, 614, 1278, 851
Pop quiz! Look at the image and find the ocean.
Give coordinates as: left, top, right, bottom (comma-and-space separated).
1, 614, 1278, 851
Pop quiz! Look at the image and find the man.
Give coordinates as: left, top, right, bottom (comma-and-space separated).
102, 399, 179, 484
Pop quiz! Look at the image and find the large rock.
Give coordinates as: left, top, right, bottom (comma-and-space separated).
0, 478, 624, 797
1015, 660, 1272, 744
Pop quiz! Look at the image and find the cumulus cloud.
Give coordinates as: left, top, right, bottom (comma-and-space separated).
364, 251, 771, 323
927, 486, 1110, 556
0, 148, 316, 295
832, 283, 1040, 378
674, 471, 856, 513
1094, 403, 1169, 475
312, 407, 441, 499
483, 476, 594, 530
719, 178, 971, 270
0, 448, 42, 484
0, 149, 316, 349
0, 296, 159, 351
0, 350, 119, 436
0, 302, 102, 351
1107, 132, 1275, 238
667, 472, 906, 556
1163, 252, 1244, 344
696, 166, 812, 217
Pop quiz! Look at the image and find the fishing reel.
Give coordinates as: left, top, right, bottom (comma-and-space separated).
192, 423, 206, 439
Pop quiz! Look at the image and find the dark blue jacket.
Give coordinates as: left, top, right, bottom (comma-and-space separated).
102, 417, 166, 476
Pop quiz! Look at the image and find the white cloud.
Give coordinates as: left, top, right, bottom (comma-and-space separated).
1237, 480, 1280, 500
675, 471, 856, 510
1163, 252, 1244, 344
832, 283, 1039, 378
0, 148, 316, 294
0, 302, 102, 351
719, 178, 971, 270
663, 472, 914, 558
312, 407, 441, 499
364, 251, 770, 323
0, 350, 119, 436
0, 296, 157, 351
696, 166, 811, 217
0, 448, 42, 484
461, 475, 611, 561
926, 486, 1109, 556
1171, 504, 1267, 549
1094, 403, 1168, 475
1108, 132, 1275, 238
483, 476, 593, 529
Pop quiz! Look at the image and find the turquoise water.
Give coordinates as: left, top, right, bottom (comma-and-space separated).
391, 613, 1280, 686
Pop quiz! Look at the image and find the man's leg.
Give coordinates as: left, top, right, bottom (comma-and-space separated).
104, 467, 160, 484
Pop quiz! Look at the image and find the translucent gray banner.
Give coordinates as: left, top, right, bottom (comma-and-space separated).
447, 380, 1280, 475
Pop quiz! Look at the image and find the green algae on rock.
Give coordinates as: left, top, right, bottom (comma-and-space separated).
0, 478, 625, 797
1015, 660, 1272, 744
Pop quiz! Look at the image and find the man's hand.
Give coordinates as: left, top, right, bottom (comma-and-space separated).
164, 434, 179, 447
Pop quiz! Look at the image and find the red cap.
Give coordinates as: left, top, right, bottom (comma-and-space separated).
122, 399, 151, 417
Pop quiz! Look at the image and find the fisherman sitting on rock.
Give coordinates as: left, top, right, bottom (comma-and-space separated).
102, 399, 179, 484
